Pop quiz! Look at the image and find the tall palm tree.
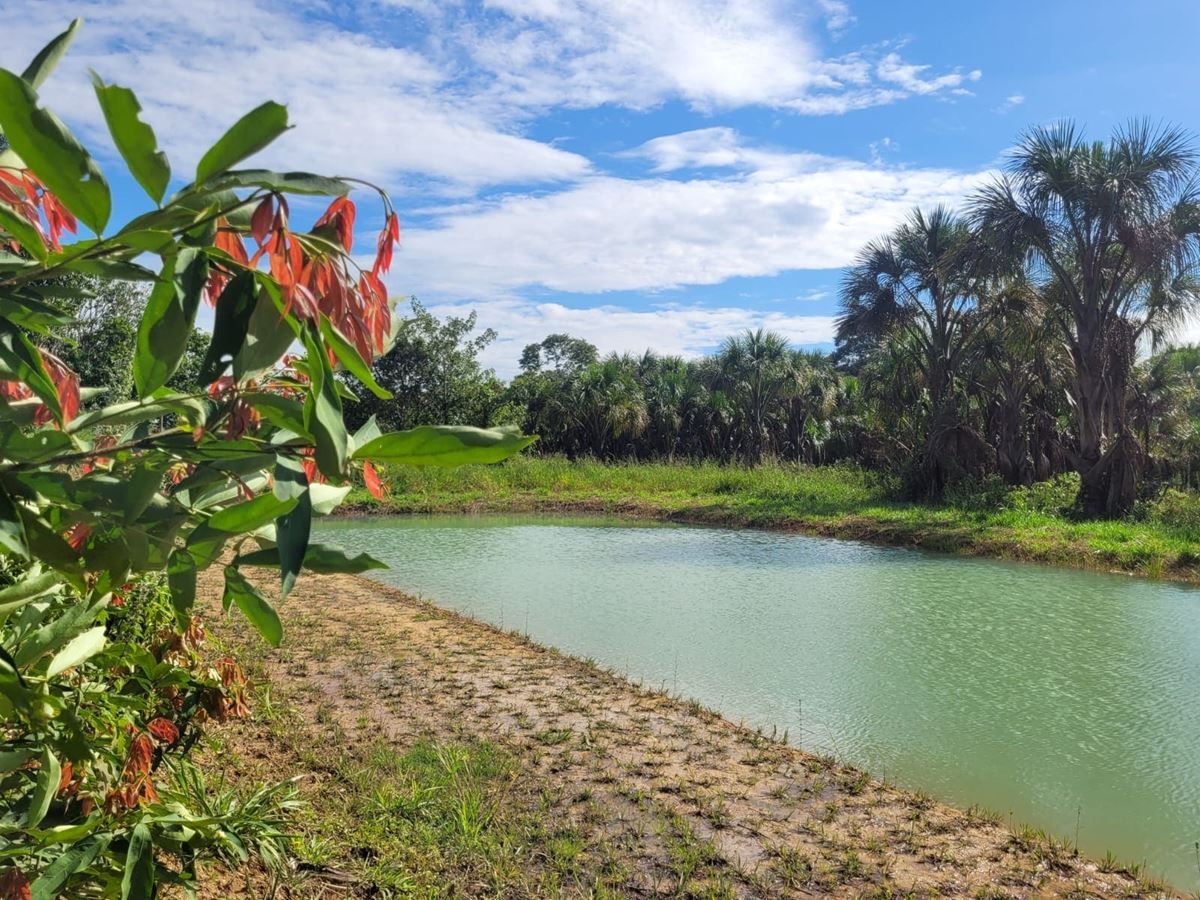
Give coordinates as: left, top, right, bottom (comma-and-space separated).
838, 205, 986, 496
716, 329, 793, 465
972, 121, 1200, 516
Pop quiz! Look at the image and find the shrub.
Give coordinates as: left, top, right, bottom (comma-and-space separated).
0, 21, 532, 897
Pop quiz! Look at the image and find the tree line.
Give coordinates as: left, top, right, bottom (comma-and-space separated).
342, 122, 1200, 519
64, 121, 1200, 520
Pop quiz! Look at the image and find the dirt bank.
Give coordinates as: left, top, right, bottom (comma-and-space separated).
199, 566, 1172, 898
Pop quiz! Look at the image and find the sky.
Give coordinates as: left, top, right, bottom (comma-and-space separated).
4, 0, 1200, 376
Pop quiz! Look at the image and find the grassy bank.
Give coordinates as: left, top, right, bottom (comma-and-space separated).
345, 457, 1200, 582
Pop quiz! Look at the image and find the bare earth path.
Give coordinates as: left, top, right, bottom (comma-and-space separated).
199, 567, 1169, 898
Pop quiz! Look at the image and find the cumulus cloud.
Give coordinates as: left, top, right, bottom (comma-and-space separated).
395, 132, 992, 299
0, 2, 590, 189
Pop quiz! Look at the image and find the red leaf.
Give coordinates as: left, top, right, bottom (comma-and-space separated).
363, 461, 387, 500
0, 867, 31, 900
250, 196, 274, 245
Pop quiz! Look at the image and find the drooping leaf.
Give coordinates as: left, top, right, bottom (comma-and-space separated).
195, 101, 289, 183
90, 74, 170, 204
222, 566, 282, 646
121, 823, 154, 900
321, 317, 392, 399
167, 551, 196, 628
0, 486, 30, 558
132, 247, 208, 395
276, 486, 310, 600
0, 69, 110, 233
25, 748, 60, 828
301, 327, 347, 476
237, 542, 387, 574
199, 270, 256, 384
233, 277, 297, 380
354, 425, 537, 466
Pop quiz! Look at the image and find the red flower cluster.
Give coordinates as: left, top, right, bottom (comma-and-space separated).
0, 167, 76, 252
206, 194, 400, 366
0, 348, 80, 427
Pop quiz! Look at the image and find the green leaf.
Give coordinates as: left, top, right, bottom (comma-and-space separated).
302, 327, 348, 477
195, 101, 289, 183
25, 747, 59, 828
200, 270, 256, 383
0, 203, 49, 262
132, 246, 208, 395
233, 277, 297, 380
21, 19, 81, 89
0, 69, 110, 233
207, 491, 297, 533
0, 486, 30, 558
321, 317, 392, 399
0, 571, 61, 617
222, 566, 282, 647
90, 74, 170, 204
308, 482, 351, 515
237, 542, 387, 574
0, 323, 62, 421
31, 833, 111, 900
275, 476, 310, 600
167, 551, 196, 628
121, 823, 154, 900
46, 626, 106, 677
200, 168, 350, 196
243, 392, 310, 438
354, 425, 537, 466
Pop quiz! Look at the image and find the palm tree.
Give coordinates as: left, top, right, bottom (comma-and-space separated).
838, 206, 986, 496
716, 329, 793, 465
972, 121, 1200, 516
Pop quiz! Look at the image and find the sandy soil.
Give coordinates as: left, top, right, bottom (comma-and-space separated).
198, 566, 1170, 898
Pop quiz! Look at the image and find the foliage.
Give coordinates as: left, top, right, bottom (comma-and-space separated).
0, 21, 532, 898
344, 298, 502, 433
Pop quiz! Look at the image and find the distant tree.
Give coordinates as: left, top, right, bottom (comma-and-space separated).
518, 333, 597, 374
347, 298, 499, 431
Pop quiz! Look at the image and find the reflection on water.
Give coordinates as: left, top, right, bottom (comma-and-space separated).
316, 514, 1200, 886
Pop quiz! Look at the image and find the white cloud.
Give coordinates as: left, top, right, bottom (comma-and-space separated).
2, 1, 983, 193
993, 94, 1026, 114
815, 0, 856, 35
1, 2, 590, 189
422, 297, 840, 376
394, 132, 992, 299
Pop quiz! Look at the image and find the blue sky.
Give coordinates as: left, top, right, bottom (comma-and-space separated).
5, 1, 1200, 375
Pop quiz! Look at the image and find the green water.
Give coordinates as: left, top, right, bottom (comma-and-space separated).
315, 514, 1200, 886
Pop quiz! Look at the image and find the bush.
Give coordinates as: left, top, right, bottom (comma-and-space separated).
1002, 472, 1082, 517
0, 21, 532, 897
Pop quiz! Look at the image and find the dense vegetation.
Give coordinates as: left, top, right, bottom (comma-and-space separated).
344, 123, 1200, 522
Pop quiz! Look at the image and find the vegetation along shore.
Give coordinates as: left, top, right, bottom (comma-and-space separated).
343, 457, 1200, 584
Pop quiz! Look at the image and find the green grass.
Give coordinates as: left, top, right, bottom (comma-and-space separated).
346, 456, 1200, 581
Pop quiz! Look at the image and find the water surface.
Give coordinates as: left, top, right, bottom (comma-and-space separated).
315, 514, 1200, 886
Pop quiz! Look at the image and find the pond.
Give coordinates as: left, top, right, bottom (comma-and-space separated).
314, 514, 1200, 887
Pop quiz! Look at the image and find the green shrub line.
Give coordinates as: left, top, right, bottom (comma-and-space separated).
345, 457, 1200, 583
